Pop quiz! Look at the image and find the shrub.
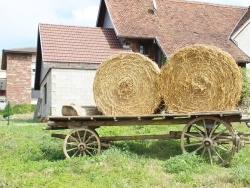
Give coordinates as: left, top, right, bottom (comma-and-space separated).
12, 103, 36, 114
0, 103, 36, 117
241, 68, 250, 105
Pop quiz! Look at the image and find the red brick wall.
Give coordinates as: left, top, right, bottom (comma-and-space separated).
6, 53, 32, 105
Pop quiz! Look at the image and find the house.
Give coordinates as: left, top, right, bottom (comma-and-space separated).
97, 0, 250, 67
230, 7, 250, 69
35, 24, 127, 117
36, 0, 250, 117
1, 47, 40, 107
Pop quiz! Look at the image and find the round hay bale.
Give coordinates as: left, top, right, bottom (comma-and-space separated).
93, 52, 161, 115
159, 44, 242, 113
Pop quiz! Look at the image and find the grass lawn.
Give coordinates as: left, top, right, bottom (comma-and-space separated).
0, 118, 250, 188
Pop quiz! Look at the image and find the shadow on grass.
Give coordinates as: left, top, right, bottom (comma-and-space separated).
112, 139, 182, 160
40, 147, 66, 161
37, 139, 182, 162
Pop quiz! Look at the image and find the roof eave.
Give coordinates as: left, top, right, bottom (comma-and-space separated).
43, 61, 101, 70
237, 60, 250, 63
2, 50, 36, 54
230, 7, 250, 39
154, 37, 168, 58
231, 18, 250, 39
117, 35, 155, 40
104, 0, 119, 36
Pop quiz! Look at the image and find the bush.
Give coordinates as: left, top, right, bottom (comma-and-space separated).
241, 68, 250, 105
12, 103, 36, 114
0, 103, 36, 117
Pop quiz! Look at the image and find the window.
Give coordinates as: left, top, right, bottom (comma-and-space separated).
139, 44, 149, 55
123, 42, 131, 50
44, 84, 47, 104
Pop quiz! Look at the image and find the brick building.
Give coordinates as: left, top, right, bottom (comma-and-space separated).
1, 48, 40, 106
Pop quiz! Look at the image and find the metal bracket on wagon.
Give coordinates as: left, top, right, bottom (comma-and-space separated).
234, 131, 250, 152
240, 114, 250, 128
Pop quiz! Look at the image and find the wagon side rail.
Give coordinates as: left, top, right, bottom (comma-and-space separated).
44, 110, 249, 129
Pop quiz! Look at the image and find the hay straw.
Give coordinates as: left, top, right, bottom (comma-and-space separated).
93, 52, 161, 115
159, 44, 242, 113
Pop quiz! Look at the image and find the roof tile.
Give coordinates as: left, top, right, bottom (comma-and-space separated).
39, 24, 127, 63
105, 0, 250, 62
231, 6, 250, 36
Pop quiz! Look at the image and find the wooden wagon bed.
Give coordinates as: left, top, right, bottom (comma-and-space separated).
44, 110, 250, 166
45, 110, 249, 129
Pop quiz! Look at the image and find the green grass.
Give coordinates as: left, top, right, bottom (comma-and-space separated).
0, 120, 250, 187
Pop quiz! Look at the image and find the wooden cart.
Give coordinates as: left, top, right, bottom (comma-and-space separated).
44, 110, 250, 166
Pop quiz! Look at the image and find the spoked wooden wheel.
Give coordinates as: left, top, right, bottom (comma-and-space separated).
181, 116, 235, 166
63, 128, 101, 158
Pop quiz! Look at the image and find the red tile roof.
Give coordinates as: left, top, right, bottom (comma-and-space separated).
104, 0, 250, 62
231, 6, 250, 36
39, 24, 127, 64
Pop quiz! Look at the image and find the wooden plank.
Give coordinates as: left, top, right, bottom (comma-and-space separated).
99, 134, 179, 142
46, 110, 242, 122
47, 115, 243, 128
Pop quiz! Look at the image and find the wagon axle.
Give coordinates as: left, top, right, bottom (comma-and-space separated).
78, 142, 87, 151
203, 139, 212, 148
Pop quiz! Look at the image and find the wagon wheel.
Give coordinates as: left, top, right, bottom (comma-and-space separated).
63, 128, 101, 158
180, 116, 235, 166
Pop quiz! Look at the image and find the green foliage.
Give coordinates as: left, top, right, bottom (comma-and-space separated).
165, 152, 205, 174
229, 143, 250, 186
12, 103, 36, 114
0, 103, 36, 117
161, 54, 167, 67
241, 68, 250, 105
229, 164, 250, 186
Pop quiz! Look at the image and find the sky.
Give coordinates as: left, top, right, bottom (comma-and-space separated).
0, 0, 250, 51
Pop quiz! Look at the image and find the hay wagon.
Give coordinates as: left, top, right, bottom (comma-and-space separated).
44, 109, 250, 166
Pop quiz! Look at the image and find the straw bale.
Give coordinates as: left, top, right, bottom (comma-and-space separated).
159, 44, 242, 113
93, 52, 161, 115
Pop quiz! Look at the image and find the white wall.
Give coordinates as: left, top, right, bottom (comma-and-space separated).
103, 10, 114, 28
233, 21, 250, 69
41, 70, 52, 117
31, 54, 36, 88
44, 69, 96, 116
0, 70, 6, 90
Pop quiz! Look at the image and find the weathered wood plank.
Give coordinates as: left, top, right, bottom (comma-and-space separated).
46, 115, 243, 129
46, 110, 242, 122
